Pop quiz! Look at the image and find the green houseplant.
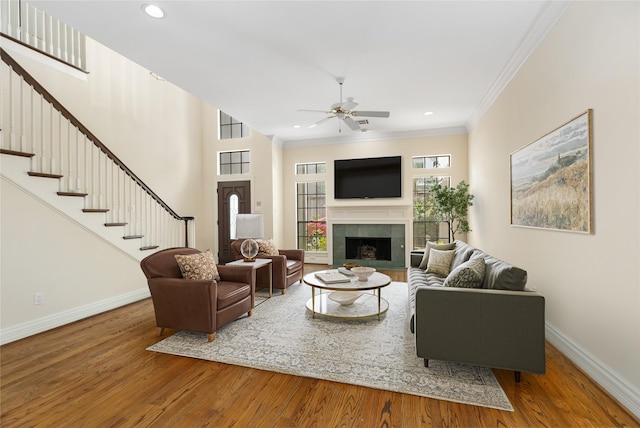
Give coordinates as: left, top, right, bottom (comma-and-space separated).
431, 180, 474, 242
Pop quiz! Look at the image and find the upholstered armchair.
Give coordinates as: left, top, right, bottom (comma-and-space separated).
230, 239, 304, 294
140, 247, 255, 342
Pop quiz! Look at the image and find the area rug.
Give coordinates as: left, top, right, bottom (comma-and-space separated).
147, 281, 513, 411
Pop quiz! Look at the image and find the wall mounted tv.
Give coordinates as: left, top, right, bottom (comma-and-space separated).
334, 156, 402, 199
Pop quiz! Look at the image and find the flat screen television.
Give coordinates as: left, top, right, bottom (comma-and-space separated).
334, 156, 402, 199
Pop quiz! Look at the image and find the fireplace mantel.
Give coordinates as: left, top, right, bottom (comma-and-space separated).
327, 205, 412, 223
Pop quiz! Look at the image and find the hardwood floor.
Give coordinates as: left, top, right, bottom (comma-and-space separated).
1, 265, 637, 427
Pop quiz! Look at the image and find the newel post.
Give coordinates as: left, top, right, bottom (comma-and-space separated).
183, 216, 195, 247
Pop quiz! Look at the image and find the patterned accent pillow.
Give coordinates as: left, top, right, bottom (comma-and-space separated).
174, 250, 220, 281
444, 256, 486, 288
257, 239, 279, 256
425, 249, 455, 277
418, 241, 456, 269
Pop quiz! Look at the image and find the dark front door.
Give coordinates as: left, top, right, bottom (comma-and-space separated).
217, 180, 251, 263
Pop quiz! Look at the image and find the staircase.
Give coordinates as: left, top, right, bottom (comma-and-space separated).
1, 48, 195, 261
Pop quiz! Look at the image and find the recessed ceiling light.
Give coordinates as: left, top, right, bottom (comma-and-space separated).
293, 125, 301, 129
143, 4, 165, 19
424, 111, 434, 116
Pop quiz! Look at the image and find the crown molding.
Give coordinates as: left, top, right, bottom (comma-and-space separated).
466, 1, 573, 133
282, 125, 468, 148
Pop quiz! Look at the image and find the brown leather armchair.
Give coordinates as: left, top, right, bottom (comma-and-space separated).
140, 247, 255, 342
230, 240, 304, 294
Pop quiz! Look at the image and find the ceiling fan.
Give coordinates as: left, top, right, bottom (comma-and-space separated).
298, 78, 390, 132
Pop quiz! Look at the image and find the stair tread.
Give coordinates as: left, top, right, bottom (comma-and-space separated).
140, 246, 160, 251
83, 209, 110, 213
1, 149, 35, 158
123, 235, 144, 240
104, 222, 128, 226
28, 171, 64, 179
57, 191, 88, 197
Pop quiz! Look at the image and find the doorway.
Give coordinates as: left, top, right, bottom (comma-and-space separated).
217, 180, 251, 263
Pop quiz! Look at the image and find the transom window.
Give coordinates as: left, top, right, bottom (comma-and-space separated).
219, 111, 250, 139
413, 155, 451, 169
295, 162, 327, 175
219, 150, 250, 175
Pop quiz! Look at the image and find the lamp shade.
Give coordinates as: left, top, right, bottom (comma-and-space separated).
235, 214, 264, 239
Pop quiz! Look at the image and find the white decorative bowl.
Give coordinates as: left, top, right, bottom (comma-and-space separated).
328, 291, 363, 305
351, 266, 376, 282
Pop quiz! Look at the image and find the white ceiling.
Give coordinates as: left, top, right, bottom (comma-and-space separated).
31, 1, 568, 146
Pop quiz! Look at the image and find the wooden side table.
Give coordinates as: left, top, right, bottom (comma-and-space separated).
226, 258, 273, 298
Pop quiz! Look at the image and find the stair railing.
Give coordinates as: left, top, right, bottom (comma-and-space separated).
0, 0, 86, 71
0, 48, 195, 250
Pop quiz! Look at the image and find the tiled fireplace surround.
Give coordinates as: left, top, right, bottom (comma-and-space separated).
327, 205, 411, 269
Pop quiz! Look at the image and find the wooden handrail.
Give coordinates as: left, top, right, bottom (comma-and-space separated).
1, 47, 191, 224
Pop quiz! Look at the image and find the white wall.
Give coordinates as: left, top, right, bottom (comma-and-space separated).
468, 1, 639, 415
3, 38, 205, 228
0, 37, 208, 341
0, 178, 147, 342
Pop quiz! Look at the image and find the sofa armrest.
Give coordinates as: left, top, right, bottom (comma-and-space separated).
279, 249, 305, 263
217, 264, 254, 285
415, 286, 545, 374
147, 277, 217, 331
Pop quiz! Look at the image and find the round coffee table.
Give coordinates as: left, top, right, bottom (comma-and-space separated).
303, 270, 391, 320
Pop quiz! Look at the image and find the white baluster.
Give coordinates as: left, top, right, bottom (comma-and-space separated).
20, 75, 26, 152
8, 65, 16, 151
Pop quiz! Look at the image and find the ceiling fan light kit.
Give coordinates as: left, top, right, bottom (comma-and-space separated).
299, 78, 390, 133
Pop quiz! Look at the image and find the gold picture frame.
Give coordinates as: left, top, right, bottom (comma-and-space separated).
510, 110, 593, 233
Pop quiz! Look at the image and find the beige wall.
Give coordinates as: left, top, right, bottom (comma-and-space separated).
200, 103, 279, 255
469, 0, 639, 398
282, 133, 469, 253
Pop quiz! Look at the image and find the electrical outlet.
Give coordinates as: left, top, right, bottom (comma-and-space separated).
34, 292, 44, 305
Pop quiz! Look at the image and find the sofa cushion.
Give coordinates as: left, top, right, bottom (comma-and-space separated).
257, 239, 279, 256
174, 250, 221, 281
418, 242, 456, 269
286, 259, 303, 275
443, 256, 485, 288
451, 241, 476, 270
473, 251, 528, 291
425, 249, 455, 277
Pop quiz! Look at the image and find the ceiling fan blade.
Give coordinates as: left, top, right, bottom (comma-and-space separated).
307, 116, 333, 128
352, 111, 390, 118
343, 116, 361, 131
341, 100, 358, 110
298, 109, 331, 114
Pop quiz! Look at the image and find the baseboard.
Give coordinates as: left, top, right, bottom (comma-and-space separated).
546, 322, 640, 420
0, 288, 150, 346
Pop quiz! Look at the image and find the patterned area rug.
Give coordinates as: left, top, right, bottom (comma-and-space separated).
147, 281, 513, 411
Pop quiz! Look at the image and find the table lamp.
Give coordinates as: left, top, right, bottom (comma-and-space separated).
235, 213, 264, 262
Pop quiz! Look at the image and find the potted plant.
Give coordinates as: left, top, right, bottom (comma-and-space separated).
431, 180, 474, 242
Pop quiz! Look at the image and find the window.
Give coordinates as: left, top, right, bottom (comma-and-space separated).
412, 176, 451, 249
219, 111, 250, 139
296, 182, 327, 252
413, 155, 450, 169
295, 162, 326, 175
219, 150, 250, 175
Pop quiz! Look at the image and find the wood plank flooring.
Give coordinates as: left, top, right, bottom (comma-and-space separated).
1, 265, 638, 427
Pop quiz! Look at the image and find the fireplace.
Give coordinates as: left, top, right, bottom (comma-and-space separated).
345, 237, 392, 261
332, 223, 405, 269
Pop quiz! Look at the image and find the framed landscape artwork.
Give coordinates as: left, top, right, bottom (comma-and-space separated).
510, 109, 593, 233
